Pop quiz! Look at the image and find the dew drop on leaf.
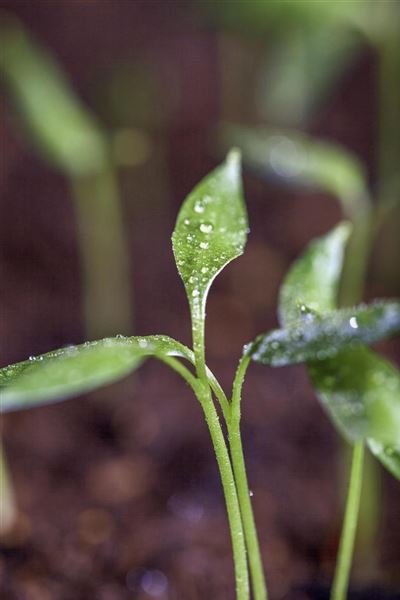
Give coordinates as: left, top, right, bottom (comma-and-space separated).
199, 222, 213, 234
194, 200, 205, 213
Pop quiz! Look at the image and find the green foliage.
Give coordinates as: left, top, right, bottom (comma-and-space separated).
172, 150, 248, 338
309, 347, 400, 446
0, 335, 192, 413
279, 223, 351, 325
248, 302, 400, 367
220, 126, 369, 219
368, 437, 400, 480
276, 224, 400, 479
1, 152, 399, 600
0, 14, 106, 175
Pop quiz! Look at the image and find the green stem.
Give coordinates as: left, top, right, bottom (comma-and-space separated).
71, 167, 132, 339
197, 384, 250, 600
331, 442, 365, 600
0, 438, 17, 533
229, 355, 268, 600
190, 302, 249, 599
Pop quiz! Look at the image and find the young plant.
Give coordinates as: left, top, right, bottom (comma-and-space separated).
1, 153, 399, 600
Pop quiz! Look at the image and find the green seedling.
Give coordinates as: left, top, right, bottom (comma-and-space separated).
1, 153, 399, 600
0, 13, 132, 338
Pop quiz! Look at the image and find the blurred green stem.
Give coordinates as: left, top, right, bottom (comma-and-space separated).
0, 438, 17, 534
334, 10, 400, 592
71, 167, 132, 339
331, 443, 365, 600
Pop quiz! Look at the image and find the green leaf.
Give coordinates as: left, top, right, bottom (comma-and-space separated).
0, 335, 192, 413
368, 439, 400, 481
278, 222, 352, 327
220, 126, 369, 219
172, 150, 248, 323
0, 15, 106, 175
308, 347, 400, 446
248, 301, 400, 366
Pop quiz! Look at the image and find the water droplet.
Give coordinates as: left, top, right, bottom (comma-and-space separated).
201, 267, 209, 274
194, 200, 205, 213
192, 289, 200, 297
249, 490, 254, 497
183, 218, 190, 226
349, 317, 358, 329
199, 241, 209, 250
138, 339, 148, 349
29, 356, 35, 361
140, 570, 168, 597
199, 222, 213, 234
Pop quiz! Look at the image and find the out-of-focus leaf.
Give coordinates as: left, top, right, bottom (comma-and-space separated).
0, 336, 192, 412
368, 438, 400, 481
258, 28, 359, 127
248, 301, 400, 366
279, 222, 351, 326
209, 0, 368, 33
172, 151, 248, 324
220, 125, 369, 219
0, 14, 106, 175
308, 347, 400, 446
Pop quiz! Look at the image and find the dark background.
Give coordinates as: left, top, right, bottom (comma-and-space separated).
0, 2, 399, 599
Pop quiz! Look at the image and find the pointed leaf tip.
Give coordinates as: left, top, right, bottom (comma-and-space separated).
279, 221, 352, 327
172, 151, 248, 321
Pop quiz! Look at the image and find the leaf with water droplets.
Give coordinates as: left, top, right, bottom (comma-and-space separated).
368, 439, 400, 481
0, 336, 193, 412
279, 222, 351, 327
309, 347, 400, 448
172, 150, 248, 325
248, 301, 400, 366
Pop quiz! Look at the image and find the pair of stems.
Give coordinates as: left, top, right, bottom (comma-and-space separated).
162, 351, 262, 600
190, 307, 267, 600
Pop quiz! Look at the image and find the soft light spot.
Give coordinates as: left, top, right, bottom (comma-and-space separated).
140, 570, 168, 597
349, 317, 358, 329
199, 241, 209, 250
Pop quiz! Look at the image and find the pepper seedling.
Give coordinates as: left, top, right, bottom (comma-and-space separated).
1, 152, 399, 600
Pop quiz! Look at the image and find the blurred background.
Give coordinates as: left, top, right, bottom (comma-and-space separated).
0, 1, 399, 599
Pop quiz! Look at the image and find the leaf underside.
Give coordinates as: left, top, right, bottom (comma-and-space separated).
0, 335, 192, 413
275, 223, 400, 479
249, 301, 400, 366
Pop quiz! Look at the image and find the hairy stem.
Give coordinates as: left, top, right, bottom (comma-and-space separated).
229, 354, 268, 600
331, 443, 365, 600
190, 303, 250, 600
197, 385, 250, 600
